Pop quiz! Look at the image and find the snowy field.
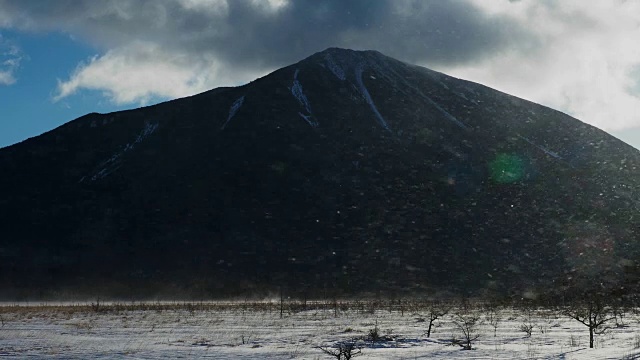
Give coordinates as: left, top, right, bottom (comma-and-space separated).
1, 300, 640, 359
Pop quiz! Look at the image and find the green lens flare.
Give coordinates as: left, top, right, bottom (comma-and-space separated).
489, 154, 524, 184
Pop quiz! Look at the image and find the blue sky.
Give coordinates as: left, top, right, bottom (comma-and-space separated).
1, 0, 640, 150
0, 30, 135, 147
0, 31, 81, 146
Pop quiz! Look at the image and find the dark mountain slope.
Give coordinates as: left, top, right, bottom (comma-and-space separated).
1, 48, 640, 299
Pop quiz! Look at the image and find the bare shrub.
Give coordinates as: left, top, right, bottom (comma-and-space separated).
368, 321, 381, 343
451, 310, 481, 350
519, 306, 536, 338
519, 323, 534, 338
614, 305, 627, 328
569, 334, 580, 347
240, 333, 254, 345
537, 309, 558, 334
365, 321, 393, 343
91, 298, 101, 313
317, 341, 362, 360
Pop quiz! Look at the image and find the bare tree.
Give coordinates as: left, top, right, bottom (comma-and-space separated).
451, 311, 481, 350
563, 297, 616, 349
317, 341, 362, 360
423, 301, 451, 338
484, 302, 502, 338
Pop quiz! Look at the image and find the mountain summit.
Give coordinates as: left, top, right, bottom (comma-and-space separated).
2, 48, 640, 299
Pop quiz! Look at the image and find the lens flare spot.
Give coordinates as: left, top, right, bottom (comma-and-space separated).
562, 222, 615, 280
489, 153, 524, 184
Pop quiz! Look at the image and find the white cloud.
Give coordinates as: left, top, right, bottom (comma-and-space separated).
0, 70, 15, 85
250, 0, 289, 13
0, 36, 23, 86
1, 0, 522, 106
444, 0, 640, 131
53, 41, 260, 105
4, 0, 640, 133
178, 0, 229, 15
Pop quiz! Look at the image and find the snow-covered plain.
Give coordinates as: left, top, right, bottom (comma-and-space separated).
1, 300, 640, 359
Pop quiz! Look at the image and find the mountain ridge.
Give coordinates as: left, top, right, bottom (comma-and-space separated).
1, 48, 639, 300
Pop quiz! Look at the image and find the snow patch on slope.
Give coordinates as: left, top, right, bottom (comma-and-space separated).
299, 112, 319, 128
80, 121, 159, 182
221, 96, 245, 130
325, 51, 469, 131
136, 122, 158, 143
371, 58, 469, 130
355, 64, 390, 131
324, 54, 346, 81
517, 135, 563, 159
423, 96, 469, 130
317, 49, 473, 132
291, 69, 312, 114
290, 69, 317, 128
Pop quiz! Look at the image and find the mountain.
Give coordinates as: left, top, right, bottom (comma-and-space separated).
2, 48, 640, 300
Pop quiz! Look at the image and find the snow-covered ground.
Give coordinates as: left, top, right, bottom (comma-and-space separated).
1, 301, 639, 359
